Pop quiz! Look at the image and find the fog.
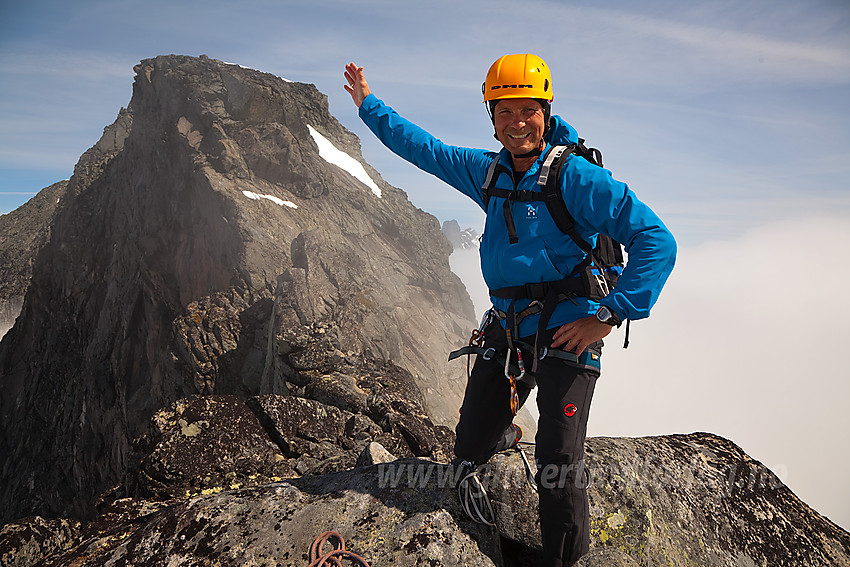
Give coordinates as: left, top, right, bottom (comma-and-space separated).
449, 214, 850, 530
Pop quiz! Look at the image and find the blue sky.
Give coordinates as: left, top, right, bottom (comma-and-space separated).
2, 0, 848, 244
2, 0, 849, 532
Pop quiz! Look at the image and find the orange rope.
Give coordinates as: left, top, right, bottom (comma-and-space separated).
307, 531, 371, 567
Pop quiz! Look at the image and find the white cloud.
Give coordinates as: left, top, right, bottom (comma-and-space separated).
449, 246, 488, 317
0, 49, 132, 83
604, 7, 850, 78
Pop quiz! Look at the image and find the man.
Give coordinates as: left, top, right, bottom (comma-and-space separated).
345, 54, 676, 566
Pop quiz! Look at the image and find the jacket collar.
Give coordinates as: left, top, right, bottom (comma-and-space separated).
498, 142, 549, 176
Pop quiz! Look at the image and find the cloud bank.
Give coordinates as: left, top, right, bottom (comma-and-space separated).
450, 213, 850, 530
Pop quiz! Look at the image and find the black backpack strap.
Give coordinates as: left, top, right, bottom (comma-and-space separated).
537, 145, 594, 257
576, 138, 603, 167
481, 154, 512, 210
486, 188, 542, 202
482, 153, 537, 245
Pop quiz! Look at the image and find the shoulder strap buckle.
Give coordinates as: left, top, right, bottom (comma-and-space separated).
537, 145, 572, 187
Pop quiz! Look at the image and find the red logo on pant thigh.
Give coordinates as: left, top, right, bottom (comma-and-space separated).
563, 403, 578, 417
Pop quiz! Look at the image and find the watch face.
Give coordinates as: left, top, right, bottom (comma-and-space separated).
596, 307, 612, 322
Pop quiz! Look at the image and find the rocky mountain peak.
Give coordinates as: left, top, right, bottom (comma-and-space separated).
441, 219, 480, 251
0, 54, 475, 523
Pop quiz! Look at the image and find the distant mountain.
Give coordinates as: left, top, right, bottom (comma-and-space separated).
0, 180, 67, 338
0, 54, 475, 522
441, 219, 480, 251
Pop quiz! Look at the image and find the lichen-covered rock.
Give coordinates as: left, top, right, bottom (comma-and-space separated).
456, 433, 850, 566
0, 516, 80, 567
583, 433, 850, 566
305, 371, 370, 414
41, 465, 501, 567
250, 393, 354, 445
248, 393, 364, 476
482, 449, 541, 548
575, 547, 639, 566
126, 395, 289, 499
277, 331, 457, 464
5, 428, 849, 566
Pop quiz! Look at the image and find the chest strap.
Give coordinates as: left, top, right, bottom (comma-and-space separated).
489, 276, 587, 301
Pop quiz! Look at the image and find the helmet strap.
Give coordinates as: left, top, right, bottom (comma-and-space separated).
511, 138, 546, 159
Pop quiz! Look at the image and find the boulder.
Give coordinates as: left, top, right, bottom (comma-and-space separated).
40, 466, 500, 567
472, 434, 850, 566
126, 395, 289, 499
0, 516, 80, 567
356, 441, 398, 467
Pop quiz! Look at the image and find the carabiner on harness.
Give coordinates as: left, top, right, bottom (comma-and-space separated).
471, 308, 495, 346
463, 309, 497, 388
515, 347, 526, 381
504, 347, 526, 417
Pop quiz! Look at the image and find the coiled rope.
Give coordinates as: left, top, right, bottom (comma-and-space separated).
457, 463, 496, 526
457, 444, 539, 526
308, 531, 371, 567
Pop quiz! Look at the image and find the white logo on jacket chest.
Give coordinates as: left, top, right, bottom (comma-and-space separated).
525, 204, 538, 218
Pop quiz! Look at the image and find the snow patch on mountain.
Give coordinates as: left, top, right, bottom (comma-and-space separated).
307, 125, 381, 198
241, 190, 298, 208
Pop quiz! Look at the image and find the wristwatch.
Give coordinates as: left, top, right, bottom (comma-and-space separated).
595, 306, 622, 327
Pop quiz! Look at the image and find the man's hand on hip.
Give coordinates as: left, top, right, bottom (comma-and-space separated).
551, 316, 613, 356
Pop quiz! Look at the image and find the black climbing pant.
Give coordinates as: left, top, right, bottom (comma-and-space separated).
454, 319, 599, 567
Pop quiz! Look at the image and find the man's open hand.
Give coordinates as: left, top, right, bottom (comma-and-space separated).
344, 63, 371, 108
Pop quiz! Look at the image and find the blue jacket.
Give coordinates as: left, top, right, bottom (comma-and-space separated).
359, 94, 676, 338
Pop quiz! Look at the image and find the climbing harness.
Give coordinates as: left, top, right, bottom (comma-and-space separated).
448, 336, 601, 378
449, 318, 601, 418
307, 531, 371, 567
481, 142, 632, 352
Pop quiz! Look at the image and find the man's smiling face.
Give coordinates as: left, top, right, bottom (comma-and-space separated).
492, 98, 546, 158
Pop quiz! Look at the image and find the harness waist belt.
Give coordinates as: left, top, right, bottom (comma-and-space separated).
448, 343, 601, 371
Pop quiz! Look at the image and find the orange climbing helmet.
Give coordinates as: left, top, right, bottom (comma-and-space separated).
483, 53, 553, 103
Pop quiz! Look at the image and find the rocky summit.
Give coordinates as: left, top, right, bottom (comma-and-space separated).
0, 54, 475, 524
2, 377, 848, 566
1, 55, 848, 567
